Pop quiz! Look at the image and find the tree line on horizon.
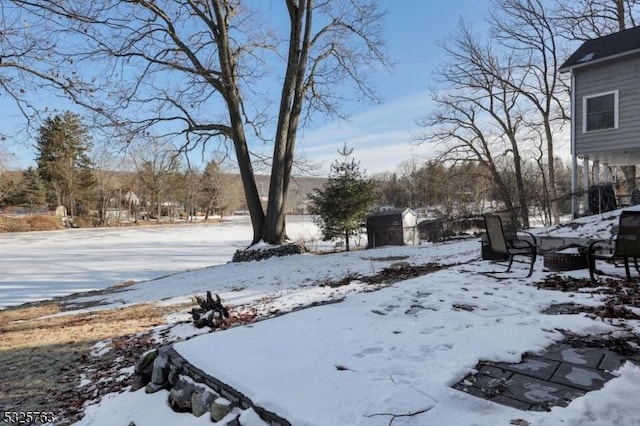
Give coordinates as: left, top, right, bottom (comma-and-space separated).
0, 112, 247, 222
0, 109, 575, 230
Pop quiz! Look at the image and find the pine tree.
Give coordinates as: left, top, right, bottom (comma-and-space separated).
0, 177, 17, 207
19, 167, 47, 212
200, 160, 222, 220
309, 144, 378, 251
35, 111, 95, 216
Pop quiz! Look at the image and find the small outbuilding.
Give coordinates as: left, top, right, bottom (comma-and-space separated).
366, 208, 419, 248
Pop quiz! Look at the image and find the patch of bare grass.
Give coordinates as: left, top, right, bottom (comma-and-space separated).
25, 215, 65, 231
0, 215, 26, 232
0, 302, 189, 424
0, 215, 64, 232
0, 215, 223, 233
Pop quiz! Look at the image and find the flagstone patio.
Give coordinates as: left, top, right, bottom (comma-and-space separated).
453, 337, 640, 411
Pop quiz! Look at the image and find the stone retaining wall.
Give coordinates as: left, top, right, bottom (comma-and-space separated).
232, 243, 305, 263
134, 345, 290, 425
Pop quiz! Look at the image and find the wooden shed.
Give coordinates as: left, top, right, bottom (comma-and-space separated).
366, 208, 419, 248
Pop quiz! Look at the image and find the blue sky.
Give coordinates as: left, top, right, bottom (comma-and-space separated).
298, 0, 492, 175
1, 0, 492, 175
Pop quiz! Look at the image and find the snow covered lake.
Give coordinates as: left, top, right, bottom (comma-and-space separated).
0, 215, 322, 309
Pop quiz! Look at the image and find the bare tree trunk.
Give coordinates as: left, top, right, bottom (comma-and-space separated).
544, 120, 561, 224
491, 0, 567, 226
265, 0, 312, 244
233, 131, 264, 244
616, 0, 627, 29
212, 1, 265, 244
484, 161, 518, 226
511, 150, 529, 228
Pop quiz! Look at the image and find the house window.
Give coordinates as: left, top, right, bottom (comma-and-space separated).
583, 90, 618, 132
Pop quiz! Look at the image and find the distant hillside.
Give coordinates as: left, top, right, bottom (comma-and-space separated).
254, 174, 327, 214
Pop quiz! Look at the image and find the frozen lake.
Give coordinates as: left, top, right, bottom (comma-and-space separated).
0, 216, 321, 309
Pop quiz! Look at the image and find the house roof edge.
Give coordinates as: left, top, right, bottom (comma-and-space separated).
559, 48, 640, 73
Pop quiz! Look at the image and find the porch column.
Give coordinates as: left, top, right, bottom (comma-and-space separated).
583, 157, 590, 215
572, 154, 578, 217
570, 70, 578, 218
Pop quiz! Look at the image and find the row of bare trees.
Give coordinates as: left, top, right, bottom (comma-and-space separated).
374, 157, 574, 227
3, 124, 243, 221
91, 139, 245, 223
418, 0, 639, 228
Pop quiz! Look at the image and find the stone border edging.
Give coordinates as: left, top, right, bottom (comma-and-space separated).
161, 345, 291, 425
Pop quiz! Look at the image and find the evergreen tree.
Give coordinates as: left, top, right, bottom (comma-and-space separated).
309, 145, 378, 251
35, 111, 95, 216
0, 178, 17, 208
200, 160, 222, 220
19, 167, 47, 212
0, 150, 17, 206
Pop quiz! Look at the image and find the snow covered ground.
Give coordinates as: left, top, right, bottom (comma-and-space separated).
3, 210, 640, 425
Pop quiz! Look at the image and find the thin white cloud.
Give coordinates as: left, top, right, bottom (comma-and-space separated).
298, 91, 436, 174
311, 141, 437, 176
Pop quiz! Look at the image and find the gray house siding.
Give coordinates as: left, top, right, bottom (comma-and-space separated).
574, 53, 640, 160
559, 26, 640, 217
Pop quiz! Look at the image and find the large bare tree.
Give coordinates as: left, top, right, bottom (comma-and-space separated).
420, 21, 531, 227
11, 0, 389, 245
421, 0, 570, 226
488, 0, 569, 225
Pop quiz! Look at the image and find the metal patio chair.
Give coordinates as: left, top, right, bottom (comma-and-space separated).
587, 210, 640, 281
482, 214, 537, 277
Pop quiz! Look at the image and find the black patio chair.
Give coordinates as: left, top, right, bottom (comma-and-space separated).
482, 214, 537, 277
587, 210, 640, 281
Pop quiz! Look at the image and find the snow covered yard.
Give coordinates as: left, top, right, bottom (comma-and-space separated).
2, 211, 640, 425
